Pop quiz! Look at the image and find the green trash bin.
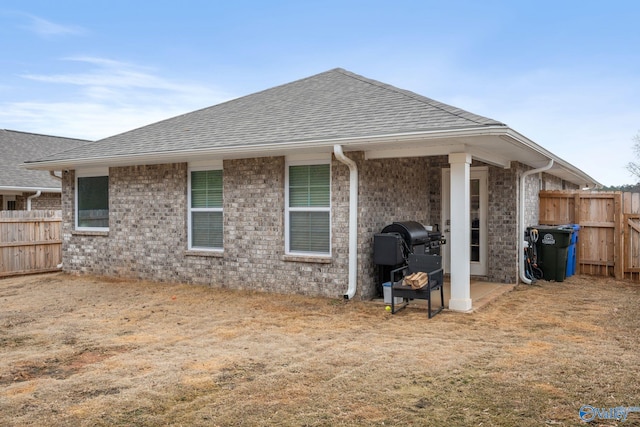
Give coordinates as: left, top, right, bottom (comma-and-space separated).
535, 226, 573, 282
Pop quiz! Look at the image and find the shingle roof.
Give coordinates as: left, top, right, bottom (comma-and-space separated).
29, 68, 504, 163
0, 130, 90, 189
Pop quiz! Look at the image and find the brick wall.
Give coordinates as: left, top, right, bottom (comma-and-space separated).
62, 158, 352, 298
60, 155, 574, 298
29, 192, 62, 210
488, 164, 519, 283
358, 155, 431, 298
221, 156, 350, 297
61, 164, 206, 281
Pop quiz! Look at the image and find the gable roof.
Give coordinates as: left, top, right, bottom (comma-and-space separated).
23, 68, 599, 187
0, 129, 90, 191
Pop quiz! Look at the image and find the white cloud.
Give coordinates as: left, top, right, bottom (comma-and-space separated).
2, 57, 233, 140
20, 13, 85, 37
0, 101, 189, 140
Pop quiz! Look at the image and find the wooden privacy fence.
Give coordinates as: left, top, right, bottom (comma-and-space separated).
539, 191, 640, 281
0, 210, 62, 278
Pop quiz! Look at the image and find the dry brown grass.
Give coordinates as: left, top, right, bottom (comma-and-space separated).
1, 273, 639, 426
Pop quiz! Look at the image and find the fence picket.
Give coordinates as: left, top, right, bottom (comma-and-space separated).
0, 210, 62, 277
539, 191, 639, 280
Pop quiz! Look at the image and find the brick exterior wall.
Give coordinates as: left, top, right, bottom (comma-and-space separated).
62, 158, 352, 299
60, 155, 579, 299
488, 164, 519, 283
358, 155, 431, 299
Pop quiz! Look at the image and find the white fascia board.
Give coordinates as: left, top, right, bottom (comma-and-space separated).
0, 186, 61, 193
365, 144, 512, 169
21, 126, 509, 171
500, 130, 601, 188
365, 143, 467, 160
466, 146, 512, 169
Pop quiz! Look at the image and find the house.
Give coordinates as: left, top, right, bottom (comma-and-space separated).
24, 68, 599, 310
1, 129, 89, 210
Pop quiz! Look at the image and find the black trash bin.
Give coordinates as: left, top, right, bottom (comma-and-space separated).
534, 226, 573, 282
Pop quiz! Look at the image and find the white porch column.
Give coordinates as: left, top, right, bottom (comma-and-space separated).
448, 153, 473, 312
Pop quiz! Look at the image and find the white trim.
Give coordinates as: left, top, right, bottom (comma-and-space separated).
23, 125, 599, 188
0, 186, 60, 193
365, 144, 467, 160
469, 168, 488, 276
187, 165, 224, 252
284, 160, 332, 257
75, 170, 109, 232
441, 166, 488, 276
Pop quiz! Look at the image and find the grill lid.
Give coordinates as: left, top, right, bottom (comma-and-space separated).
380, 221, 430, 246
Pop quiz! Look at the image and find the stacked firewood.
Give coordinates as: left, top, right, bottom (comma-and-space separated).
403, 272, 429, 289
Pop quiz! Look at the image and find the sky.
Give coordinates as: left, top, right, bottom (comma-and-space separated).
1, 1, 638, 186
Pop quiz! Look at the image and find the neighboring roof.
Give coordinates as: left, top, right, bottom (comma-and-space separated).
0, 129, 90, 191
24, 68, 600, 187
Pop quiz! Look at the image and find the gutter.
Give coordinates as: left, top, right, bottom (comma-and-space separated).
22, 126, 508, 171
333, 145, 358, 300
519, 160, 554, 284
501, 130, 600, 188
26, 190, 42, 211
0, 186, 60, 193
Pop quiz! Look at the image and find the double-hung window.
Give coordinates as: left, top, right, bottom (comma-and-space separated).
189, 168, 223, 250
76, 169, 109, 231
286, 162, 331, 255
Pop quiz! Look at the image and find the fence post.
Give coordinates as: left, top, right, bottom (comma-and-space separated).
615, 192, 624, 280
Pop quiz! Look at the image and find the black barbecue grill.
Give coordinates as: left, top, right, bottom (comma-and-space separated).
373, 221, 445, 297
374, 221, 443, 264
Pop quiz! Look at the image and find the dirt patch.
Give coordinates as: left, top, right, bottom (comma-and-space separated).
1, 273, 639, 426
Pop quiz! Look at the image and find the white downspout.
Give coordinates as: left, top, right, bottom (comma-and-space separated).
48, 171, 64, 268
26, 190, 41, 211
333, 145, 358, 299
520, 159, 553, 284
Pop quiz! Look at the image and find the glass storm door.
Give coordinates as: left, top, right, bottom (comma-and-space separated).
441, 167, 488, 276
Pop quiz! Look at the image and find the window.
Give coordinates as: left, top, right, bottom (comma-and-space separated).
189, 169, 223, 250
4, 196, 16, 211
286, 163, 330, 255
76, 172, 109, 230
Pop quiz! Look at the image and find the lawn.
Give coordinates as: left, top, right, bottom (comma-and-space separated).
1, 273, 639, 426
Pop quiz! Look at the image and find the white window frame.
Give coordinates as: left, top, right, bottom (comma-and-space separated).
75, 167, 109, 232
285, 157, 332, 257
188, 162, 223, 252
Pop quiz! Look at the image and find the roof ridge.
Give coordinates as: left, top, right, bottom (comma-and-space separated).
333, 69, 503, 126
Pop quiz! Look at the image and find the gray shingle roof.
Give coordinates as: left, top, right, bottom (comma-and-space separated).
0, 130, 90, 189
28, 68, 504, 164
